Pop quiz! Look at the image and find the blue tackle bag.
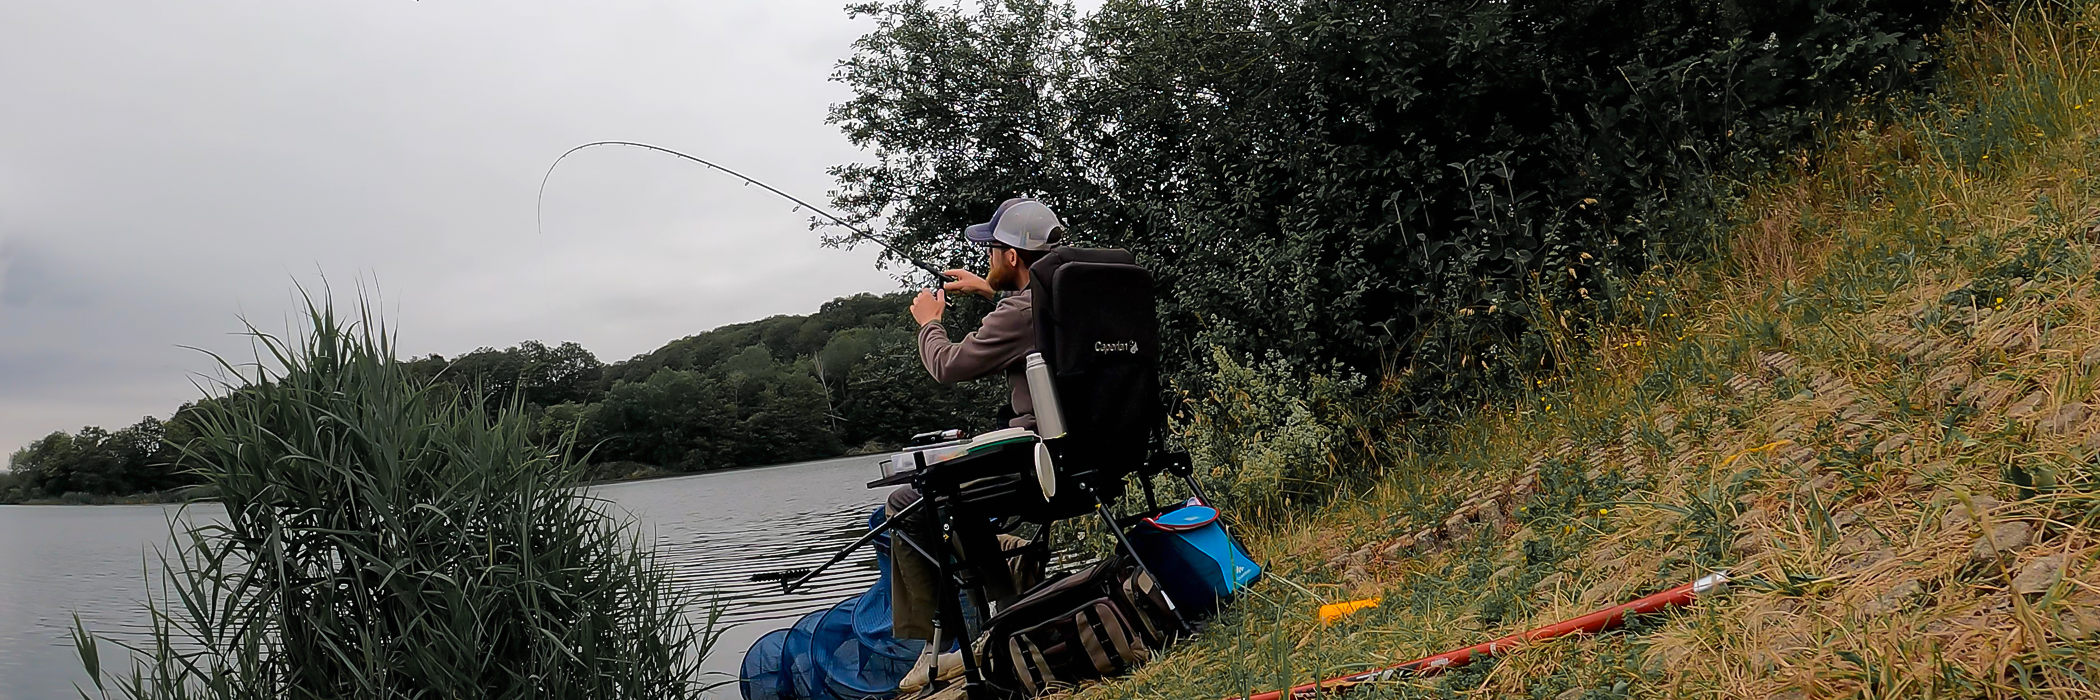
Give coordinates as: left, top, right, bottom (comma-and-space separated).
1128, 502, 1260, 616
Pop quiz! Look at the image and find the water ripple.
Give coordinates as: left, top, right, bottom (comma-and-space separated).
0, 454, 897, 700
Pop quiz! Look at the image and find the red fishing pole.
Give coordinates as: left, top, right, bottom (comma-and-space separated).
1229, 571, 1731, 700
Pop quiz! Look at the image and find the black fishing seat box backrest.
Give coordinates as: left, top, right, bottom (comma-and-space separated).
1029, 247, 1161, 511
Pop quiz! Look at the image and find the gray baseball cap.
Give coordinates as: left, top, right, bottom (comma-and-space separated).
963, 198, 1063, 250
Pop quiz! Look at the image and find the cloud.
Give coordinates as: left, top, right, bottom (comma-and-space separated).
0, 0, 916, 454
0, 235, 80, 308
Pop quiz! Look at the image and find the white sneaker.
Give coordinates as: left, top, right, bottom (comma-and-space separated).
898, 647, 935, 694
932, 649, 964, 682
897, 648, 964, 694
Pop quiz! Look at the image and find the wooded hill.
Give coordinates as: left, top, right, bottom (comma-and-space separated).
0, 290, 1006, 502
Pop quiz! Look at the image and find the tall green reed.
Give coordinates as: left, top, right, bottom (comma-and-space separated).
74, 291, 723, 699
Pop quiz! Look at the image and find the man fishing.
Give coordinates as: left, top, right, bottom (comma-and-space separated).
887, 196, 1063, 691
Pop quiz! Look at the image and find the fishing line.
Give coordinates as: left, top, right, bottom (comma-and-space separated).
536, 140, 948, 279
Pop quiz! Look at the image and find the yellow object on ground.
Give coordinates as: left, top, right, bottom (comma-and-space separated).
1318, 598, 1381, 625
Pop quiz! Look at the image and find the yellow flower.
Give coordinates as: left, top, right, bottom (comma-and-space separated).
1598, 508, 1609, 516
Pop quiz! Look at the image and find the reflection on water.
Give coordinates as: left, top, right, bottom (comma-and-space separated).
589, 455, 891, 687
0, 454, 893, 700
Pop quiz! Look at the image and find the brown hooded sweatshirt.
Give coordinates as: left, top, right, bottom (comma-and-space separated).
915, 288, 1035, 430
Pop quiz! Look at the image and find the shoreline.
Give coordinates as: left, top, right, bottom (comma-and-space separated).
2, 452, 890, 506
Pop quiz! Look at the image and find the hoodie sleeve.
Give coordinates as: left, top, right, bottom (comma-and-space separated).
917, 290, 1034, 384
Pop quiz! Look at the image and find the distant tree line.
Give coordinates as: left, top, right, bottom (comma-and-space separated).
3, 413, 204, 503
2, 291, 1006, 502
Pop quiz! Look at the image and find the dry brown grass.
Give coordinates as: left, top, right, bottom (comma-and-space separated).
1051, 3, 2100, 699
1732, 181, 1824, 285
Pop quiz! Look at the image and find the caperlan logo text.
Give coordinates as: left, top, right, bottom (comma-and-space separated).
1094, 341, 1140, 354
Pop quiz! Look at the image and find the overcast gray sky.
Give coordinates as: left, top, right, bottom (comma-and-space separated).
0, 1, 1057, 456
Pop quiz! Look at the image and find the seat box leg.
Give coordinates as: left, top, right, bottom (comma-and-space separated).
1090, 486, 1192, 633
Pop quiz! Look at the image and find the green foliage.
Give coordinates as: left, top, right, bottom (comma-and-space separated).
835, 333, 1009, 448
0, 467, 23, 502
828, 0, 1956, 421
603, 292, 935, 385
549, 291, 1002, 472
1180, 348, 1369, 517
19, 290, 1014, 491
75, 294, 721, 699
405, 339, 607, 408
3, 414, 199, 502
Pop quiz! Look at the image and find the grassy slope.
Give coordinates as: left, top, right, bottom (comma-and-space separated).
1077, 5, 2100, 699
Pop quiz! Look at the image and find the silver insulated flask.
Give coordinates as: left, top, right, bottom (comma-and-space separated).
1023, 352, 1066, 439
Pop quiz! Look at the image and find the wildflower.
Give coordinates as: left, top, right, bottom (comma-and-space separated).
1598, 508, 1609, 516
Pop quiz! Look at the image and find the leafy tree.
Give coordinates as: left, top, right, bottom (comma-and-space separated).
827, 0, 1954, 418
4, 415, 188, 500
836, 337, 1007, 448
729, 360, 846, 465
816, 327, 888, 383
588, 369, 740, 470
409, 340, 606, 409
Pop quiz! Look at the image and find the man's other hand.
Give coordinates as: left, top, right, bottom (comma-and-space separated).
911, 288, 946, 326
941, 269, 995, 299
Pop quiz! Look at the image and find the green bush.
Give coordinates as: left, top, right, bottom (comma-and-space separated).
74, 295, 721, 699
1179, 348, 1370, 518
829, 0, 1956, 420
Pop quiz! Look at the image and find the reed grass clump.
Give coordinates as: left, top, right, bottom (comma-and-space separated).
72, 293, 721, 700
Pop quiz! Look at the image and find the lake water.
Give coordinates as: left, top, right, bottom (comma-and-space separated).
0, 454, 893, 699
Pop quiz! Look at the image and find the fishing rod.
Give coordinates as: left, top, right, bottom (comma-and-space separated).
536, 140, 950, 279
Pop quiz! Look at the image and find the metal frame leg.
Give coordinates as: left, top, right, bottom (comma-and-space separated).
920, 497, 992, 699
1088, 484, 1191, 633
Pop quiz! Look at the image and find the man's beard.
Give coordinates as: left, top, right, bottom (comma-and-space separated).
986, 257, 1022, 291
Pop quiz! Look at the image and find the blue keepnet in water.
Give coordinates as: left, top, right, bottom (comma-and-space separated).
741, 506, 929, 700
